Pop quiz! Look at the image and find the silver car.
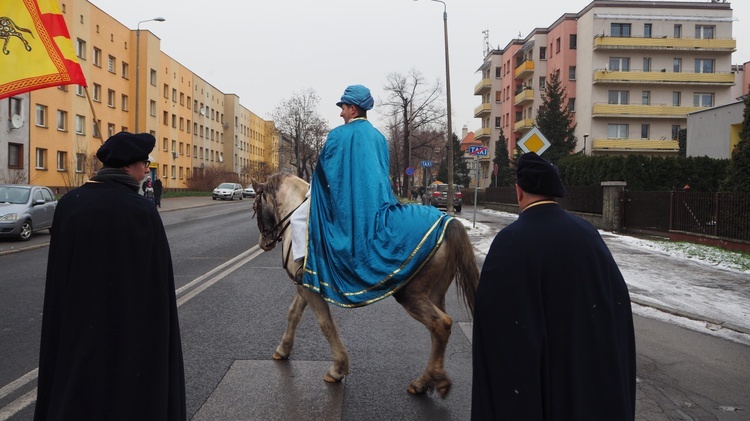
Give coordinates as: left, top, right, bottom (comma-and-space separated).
212, 183, 244, 201
0, 185, 58, 241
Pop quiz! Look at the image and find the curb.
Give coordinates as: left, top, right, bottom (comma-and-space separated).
630, 297, 750, 336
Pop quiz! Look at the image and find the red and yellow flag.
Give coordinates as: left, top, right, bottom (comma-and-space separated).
0, 0, 87, 100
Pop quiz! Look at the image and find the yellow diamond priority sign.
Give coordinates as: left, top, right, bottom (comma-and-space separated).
517, 127, 551, 156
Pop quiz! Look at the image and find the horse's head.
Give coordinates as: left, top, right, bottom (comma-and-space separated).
251, 177, 282, 251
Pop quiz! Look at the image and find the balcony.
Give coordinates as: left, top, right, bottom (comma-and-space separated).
474, 127, 491, 140
592, 104, 706, 118
593, 70, 735, 86
593, 35, 736, 52
474, 78, 492, 95
513, 118, 534, 133
474, 102, 491, 118
514, 60, 535, 80
592, 138, 679, 152
514, 88, 534, 106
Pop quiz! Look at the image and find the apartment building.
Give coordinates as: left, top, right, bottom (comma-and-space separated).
2, 0, 277, 192
473, 0, 736, 188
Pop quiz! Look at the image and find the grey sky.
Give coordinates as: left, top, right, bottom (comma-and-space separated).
90, 0, 749, 135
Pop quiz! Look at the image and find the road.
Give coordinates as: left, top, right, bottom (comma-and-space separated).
0, 200, 748, 420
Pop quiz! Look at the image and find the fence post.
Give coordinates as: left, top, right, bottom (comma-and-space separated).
601, 181, 627, 232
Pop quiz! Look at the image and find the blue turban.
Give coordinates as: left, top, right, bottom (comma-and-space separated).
336, 85, 374, 111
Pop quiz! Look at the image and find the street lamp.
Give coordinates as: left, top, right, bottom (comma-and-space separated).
415, 0, 454, 214
583, 133, 589, 155
135, 17, 165, 133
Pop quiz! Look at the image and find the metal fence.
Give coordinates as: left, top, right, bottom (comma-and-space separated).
671, 191, 750, 242
624, 191, 671, 232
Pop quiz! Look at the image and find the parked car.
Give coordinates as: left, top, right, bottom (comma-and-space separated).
243, 185, 256, 198
0, 184, 58, 241
212, 183, 244, 201
425, 183, 462, 212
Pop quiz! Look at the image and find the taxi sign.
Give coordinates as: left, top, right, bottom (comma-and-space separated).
517, 126, 551, 155
468, 146, 488, 156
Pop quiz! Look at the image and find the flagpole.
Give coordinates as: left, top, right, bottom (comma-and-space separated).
83, 86, 103, 144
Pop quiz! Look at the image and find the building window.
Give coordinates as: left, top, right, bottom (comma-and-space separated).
695, 25, 715, 40
644, 24, 652, 38
121, 94, 128, 111
172, 88, 177, 102
672, 91, 681, 106
539, 76, 546, 90
76, 153, 86, 172
149, 100, 156, 116
171, 166, 176, 179
8, 143, 23, 169
121, 62, 129, 79
75, 115, 85, 134
163, 111, 169, 126
57, 151, 67, 171
187, 120, 191, 134
93, 119, 101, 138
187, 96, 192, 109
35, 104, 47, 127
107, 55, 115, 73
76, 85, 84, 97
36, 148, 47, 169
608, 90, 629, 105
180, 93, 185, 105
607, 124, 628, 139
171, 114, 177, 128
673, 58, 682, 73
150, 69, 157, 85
179, 117, 184, 130
671, 125, 681, 140
92, 83, 101, 102
494, 117, 501, 128
75, 39, 86, 59
641, 91, 651, 105
495, 90, 502, 103
695, 59, 715, 74
163, 138, 168, 151
643, 57, 651, 72
641, 124, 650, 139
555, 37, 561, 53
93, 47, 101, 66
107, 89, 115, 107
609, 57, 630, 71
56, 110, 67, 131
568, 66, 576, 81
693, 93, 714, 107
674, 24, 682, 38
9, 97, 23, 118
567, 98, 575, 112
569, 34, 577, 49
163, 84, 169, 98
108, 123, 115, 137
611, 23, 631, 37
539, 47, 546, 60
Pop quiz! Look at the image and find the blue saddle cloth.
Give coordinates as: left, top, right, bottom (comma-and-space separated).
302, 119, 452, 307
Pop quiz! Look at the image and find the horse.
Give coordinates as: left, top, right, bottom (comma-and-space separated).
251, 172, 478, 398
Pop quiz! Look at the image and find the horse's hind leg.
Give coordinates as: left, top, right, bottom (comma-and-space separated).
395, 290, 453, 398
299, 288, 350, 383
273, 287, 307, 360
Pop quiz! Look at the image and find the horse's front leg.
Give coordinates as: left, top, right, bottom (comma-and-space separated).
273, 287, 307, 360
299, 287, 350, 383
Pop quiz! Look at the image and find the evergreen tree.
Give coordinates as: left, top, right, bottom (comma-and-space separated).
492, 129, 515, 187
535, 70, 577, 164
725, 94, 750, 192
678, 128, 687, 157
436, 133, 471, 187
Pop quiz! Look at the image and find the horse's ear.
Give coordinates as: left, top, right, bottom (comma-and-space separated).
251, 177, 264, 193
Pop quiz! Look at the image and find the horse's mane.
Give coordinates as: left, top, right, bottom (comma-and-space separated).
264, 172, 308, 201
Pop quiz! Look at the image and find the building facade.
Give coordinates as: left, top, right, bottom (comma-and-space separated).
473, 0, 737, 188
2, 0, 278, 193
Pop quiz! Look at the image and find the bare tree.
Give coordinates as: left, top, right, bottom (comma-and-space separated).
382, 69, 446, 196
270, 88, 329, 181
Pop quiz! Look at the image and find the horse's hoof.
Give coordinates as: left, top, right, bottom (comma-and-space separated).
436, 381, 452, 399
272, 352, 288, 360
407, 385, 424, 395
323, 373, 342, 383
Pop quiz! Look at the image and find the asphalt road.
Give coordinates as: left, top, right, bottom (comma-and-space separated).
1, 198, 748, 420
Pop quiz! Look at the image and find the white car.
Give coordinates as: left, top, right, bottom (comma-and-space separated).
212, 183, 243, 201
243, 185, 256, 198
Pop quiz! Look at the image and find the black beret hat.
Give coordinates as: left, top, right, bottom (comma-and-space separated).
516, 152, 567, 198
96, 132, 155, 167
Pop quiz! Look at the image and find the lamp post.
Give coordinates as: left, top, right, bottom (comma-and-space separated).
583, 133, 589, 155
135, 17, 165, 133
415, 0, 454, 214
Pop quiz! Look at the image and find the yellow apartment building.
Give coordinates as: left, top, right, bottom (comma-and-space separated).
1, 0, 277, 191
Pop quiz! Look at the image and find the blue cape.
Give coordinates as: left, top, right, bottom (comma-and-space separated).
302, 119, 452, 307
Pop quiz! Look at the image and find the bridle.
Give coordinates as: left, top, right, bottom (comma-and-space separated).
253, 191, 308, 250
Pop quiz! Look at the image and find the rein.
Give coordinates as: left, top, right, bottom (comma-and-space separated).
255, 194, 308, 250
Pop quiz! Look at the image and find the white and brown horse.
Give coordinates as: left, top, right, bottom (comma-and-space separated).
251, 172, 478, 397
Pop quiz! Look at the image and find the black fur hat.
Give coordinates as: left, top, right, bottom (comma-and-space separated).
516, 152, 567, 198
96, 132, 155, 167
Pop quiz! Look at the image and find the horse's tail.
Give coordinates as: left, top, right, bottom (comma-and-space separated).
446, 219, 479, 318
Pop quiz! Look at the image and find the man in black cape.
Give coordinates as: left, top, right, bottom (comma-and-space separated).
471, 152, 635, 420
35, 132, 186, 420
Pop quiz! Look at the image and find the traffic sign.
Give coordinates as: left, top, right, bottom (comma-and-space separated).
420, 160, 433, 168
405, 167, 415, 176
517, 126, 551, 155
468, 146, 488, 156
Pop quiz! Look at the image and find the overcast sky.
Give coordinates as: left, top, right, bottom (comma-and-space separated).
89, 0, 749, 135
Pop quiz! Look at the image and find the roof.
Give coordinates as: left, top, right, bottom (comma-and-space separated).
460, 131, 481, 151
